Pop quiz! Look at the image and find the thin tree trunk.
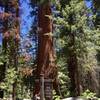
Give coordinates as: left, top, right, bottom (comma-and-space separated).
0, 1, 9, 98
2, 1, 20, 99
67, 34, 80, 96
11, 1, 19, 100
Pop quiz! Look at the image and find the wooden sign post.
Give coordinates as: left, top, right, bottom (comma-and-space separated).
44, 79, 53, 100
40, 74, 45, 100
35, 76, 53, 100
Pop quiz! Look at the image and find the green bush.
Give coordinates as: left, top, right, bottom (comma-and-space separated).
81, 89, 97, 99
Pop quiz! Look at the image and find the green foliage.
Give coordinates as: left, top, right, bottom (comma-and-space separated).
0, 0, 100, 98
53, 90, 60, 100
0, 68, 17, 97
0, 49, 9, 66
81, 89, 97, 99
57, 57, 70, 97
54, 0, 100, 96
0, 53, 4, 65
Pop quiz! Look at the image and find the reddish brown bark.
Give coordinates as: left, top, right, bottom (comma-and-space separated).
33, 1, 58, 99
37, 3, 56, 78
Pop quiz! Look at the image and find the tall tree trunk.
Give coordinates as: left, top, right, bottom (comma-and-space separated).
67, 34, 80, 96
59, 0, 81, 96
92, 0, 100, 96
33, 0, 58, 99
8, 1, 20, 100
0, 1, 9, 98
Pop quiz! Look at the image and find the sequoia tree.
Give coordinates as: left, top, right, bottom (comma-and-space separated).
33, 0, 58, 99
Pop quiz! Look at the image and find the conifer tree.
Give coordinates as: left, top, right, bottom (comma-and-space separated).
33, 0, 58, 99
0, 0, 19, 99
55, 0, 99, 96
92, 0, 100, 95
0, 0, 8, 98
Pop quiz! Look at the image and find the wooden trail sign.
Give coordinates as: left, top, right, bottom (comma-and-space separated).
44, 79, 53, 100
35, 77, 53, 100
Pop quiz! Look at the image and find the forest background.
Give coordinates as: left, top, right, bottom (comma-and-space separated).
0, 0, 100, 100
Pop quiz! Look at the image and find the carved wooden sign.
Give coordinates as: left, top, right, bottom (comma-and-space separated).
44, 79, 53, 100
35, 78, 53, 100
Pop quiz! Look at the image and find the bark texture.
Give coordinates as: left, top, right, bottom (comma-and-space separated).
67, 34, 80, 96
33, 1, 58, 99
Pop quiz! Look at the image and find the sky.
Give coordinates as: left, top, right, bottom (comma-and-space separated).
0, 6, 4, 45
0, 0, 92, 46
20, 0, 34, 37
85, 0, 92, 8
0, 0, 34, 45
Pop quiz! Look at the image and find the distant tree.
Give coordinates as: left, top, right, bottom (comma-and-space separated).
93, 0, 100, 95
0, 0, 8, 98
0, 0, 20, 99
